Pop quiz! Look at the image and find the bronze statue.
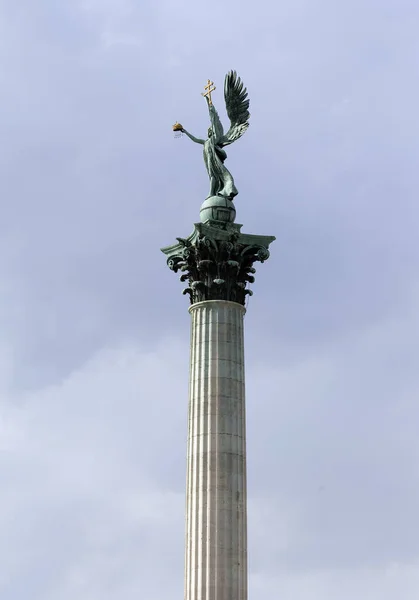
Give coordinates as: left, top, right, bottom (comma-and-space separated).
173, 71, 250, 200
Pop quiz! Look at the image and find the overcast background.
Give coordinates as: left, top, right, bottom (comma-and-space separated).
0, 0, 418, 598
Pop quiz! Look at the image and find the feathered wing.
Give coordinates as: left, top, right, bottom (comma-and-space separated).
219, 70, 250, 147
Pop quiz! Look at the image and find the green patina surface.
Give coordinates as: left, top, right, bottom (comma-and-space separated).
180, 71, 250, 202
164, 71, 275, 306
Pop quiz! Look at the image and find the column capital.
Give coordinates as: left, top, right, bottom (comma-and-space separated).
161, 222, 275, 306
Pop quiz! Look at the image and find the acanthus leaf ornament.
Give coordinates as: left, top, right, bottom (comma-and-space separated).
162, 223, 275, 306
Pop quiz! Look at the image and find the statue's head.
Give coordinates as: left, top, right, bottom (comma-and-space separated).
207, 127, 213, 138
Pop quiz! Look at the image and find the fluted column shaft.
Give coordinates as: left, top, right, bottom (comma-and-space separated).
185, 300, 247, 600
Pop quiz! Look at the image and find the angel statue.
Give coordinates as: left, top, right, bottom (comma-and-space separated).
173, 71, 250, 200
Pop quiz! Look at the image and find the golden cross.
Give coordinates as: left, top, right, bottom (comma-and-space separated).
201, 79, 216, 105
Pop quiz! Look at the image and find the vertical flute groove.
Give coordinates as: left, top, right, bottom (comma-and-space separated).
185, 300, 247, 600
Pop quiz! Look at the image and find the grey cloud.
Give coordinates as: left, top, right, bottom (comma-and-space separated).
0, 0, 418, 597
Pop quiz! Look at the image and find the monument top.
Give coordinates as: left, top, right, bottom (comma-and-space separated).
172, 70, 250, 202
161, 223, 275, 306
164, 70, 275, 307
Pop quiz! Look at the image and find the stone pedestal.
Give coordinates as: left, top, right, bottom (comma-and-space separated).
185, 300, 247, 600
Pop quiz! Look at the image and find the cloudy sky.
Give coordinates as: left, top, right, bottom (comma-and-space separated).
0, 0, 418, 598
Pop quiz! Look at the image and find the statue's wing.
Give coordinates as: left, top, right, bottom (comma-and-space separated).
219, 71, 250, 147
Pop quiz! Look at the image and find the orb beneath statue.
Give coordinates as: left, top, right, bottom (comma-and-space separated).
200, 196, 236, 225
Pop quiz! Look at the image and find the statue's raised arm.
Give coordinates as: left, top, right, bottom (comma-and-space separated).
173, 71, 250, 201
207, 99, 224, 145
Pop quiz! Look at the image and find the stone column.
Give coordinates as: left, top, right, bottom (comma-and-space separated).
161, 198, 275, 600
185, 300, 247, 600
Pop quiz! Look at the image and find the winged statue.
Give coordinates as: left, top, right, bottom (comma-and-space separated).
173, 71, 250, 200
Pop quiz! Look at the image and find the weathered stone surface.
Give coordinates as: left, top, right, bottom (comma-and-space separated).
162, 200, 275, 600
185, 300, 247, 600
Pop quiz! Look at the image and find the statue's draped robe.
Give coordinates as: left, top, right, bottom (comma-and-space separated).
203, 139, 238, 199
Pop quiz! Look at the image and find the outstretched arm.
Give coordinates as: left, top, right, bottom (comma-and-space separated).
182, 129, 205, 145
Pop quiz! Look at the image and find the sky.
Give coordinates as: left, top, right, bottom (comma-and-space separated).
0, 0, 418, 598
